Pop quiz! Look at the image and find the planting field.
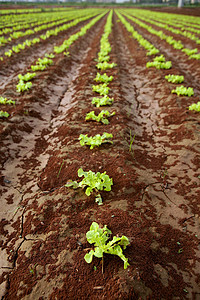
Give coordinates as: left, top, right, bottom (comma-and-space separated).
0, 6, 200, 299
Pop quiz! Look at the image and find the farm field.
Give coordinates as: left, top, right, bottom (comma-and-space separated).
0, 6, 200, 299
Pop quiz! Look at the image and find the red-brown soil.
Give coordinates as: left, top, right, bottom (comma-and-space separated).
0, 8, 200, 300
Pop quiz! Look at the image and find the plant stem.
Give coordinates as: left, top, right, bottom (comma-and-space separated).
57, 159, 65, 178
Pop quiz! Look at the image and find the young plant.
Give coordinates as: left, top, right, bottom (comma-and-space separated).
31, 57, 53, 71
31, 64, 46, 71
153, 54, 166, 62
146, 48, 159, 56
45, 53, 55, 58
79, 132, 113, 149
85, 110, 115, 125
4, 50, 13, 57
16, 81, 32, 93
84, 222, 130, 272
96, 62, 117, 71
182, 48, 197, 56
0, 110, 9, 118
92, 84, 110, 96
65, 168, 113, 205
165, 74, 184, 84
18, 72, 36, 82
0, 97, 15, 105
129, 130, 136, 153
147, 61, 172, 69
36, 57, 53, 66
188, 102, 200, 112
171, 85, 194, 96
92, 96, 114, 107
146, 56, 172, 69
94, 73, 113, 84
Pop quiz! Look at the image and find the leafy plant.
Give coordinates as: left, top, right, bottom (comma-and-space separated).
4, 50, 12, 57
94, 73, 113, 84
65, 168, 113, 205
0, 97, 15, 105
188, 102, 200, 112
153, 54, 166, 62
18, 72, 36, 82
31, 64, 46, 71
84, 222, 130, 272
36, 57, 53, 66
92, 96, 114, 107
45, 53, 55, 58
171, 85, 194, 96
79, 132, 113, 149
165, 74, 184, 84
182, 48, 197, 56
85, 110, 115, 125
92, 84, 110, 96
189, 53, 200, 60
0, 110, 9, 118
146, 56, 172, 69
96, 62, 117, 71
146, 48, 159, 56
16, 81, 32, 93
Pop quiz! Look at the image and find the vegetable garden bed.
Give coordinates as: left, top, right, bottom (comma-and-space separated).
0, 6, 200, 300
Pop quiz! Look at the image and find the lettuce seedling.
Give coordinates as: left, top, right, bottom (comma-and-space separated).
0, 110, 9, 118
165, 74, 184, 84
65, 168, 113, 205
45, 53, 55, 58
31, 65, 46, 71
146, 48, 159, 56
92, 84, 110, 96
36, 57, 53, 66
171, 85, 194, 96
96, 62, 117, 70
92, 96, 114, 107
188, 102, 200, 112
153, 54, 166, 62
95, 73, 113, 84
85, 110, 115, 125
189, 53, 200, 60
182, 48, 197, 56
16, 80, 32, 93
5, 50, 12, 57
84, 222, 130, 271
146, 61, 172, 69
79, 132, 113, 149
0, 97, 15, 105
18, 72, 36, 82
146, 55, 172, 69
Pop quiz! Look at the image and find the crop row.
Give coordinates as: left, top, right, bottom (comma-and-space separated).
125, 10, 200, 45
65, 10, 130, 271
130, 9, 200, 35
117, 11, 198, 109
0, 11, 106, 117
121, 10, 200, 60
0, 10, 79, 38
0, 6, 74, 16
0, 9, 104, 60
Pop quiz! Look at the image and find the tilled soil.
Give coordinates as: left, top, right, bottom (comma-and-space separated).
0, 8, 200, 300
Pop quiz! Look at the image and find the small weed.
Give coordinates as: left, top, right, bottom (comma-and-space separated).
129, 130, 135, 153
57, 159, 65, 179
29, 263, 37, 275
